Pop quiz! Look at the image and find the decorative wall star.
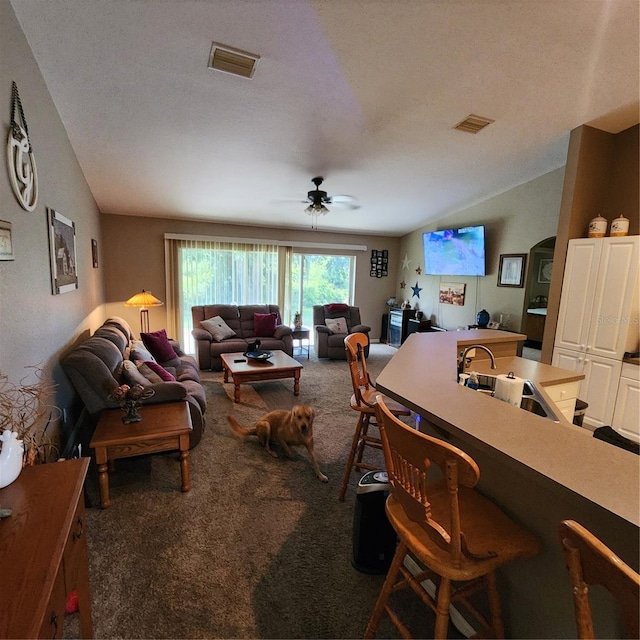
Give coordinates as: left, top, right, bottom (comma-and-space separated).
415, 265, 422, 275
411, 282, 423, 298
401, 254, 411, 270
400, 280, 406, 289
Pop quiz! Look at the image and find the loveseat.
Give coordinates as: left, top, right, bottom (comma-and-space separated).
191, 304, 293, 371
313, 304, 371, 359
62, 317, 206, 448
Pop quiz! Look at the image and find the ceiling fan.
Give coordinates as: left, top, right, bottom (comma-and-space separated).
300, 176, 360, 229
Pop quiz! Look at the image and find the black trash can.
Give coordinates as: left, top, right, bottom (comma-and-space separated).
573, 399, 588, 426
352, 470, 398, 574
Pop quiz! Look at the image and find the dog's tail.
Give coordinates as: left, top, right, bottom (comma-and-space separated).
227, 415, 257, 440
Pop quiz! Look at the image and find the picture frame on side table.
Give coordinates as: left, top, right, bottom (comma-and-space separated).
0, 221, 14, 261
48, 208, 78, 294
497, 254, 526, 288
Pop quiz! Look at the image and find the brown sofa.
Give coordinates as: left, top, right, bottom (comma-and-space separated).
62, 317, 206, 448
191, 304, 293, 371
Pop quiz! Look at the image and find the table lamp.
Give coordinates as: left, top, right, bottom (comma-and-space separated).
124, 289, 164, 334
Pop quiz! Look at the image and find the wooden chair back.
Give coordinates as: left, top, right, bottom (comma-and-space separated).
559, 519, 640, 639
374, 397, 481, 566
345, 332, 374, 409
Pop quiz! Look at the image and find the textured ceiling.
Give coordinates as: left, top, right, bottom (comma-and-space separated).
9, 0, 640, 236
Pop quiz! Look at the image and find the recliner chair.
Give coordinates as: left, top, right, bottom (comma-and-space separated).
313, 304, 371, 359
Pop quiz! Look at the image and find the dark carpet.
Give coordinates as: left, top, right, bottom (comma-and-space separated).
68, 344, 443, 639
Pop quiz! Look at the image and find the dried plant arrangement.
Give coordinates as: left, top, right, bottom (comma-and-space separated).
0, 366, 61, 464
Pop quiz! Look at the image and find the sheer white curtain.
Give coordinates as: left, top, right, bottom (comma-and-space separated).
165, 237, 285, 353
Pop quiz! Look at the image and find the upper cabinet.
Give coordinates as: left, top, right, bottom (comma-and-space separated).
554, 237, 639, 360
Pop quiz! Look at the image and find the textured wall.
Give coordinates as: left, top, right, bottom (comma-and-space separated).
0, 0, 104, 428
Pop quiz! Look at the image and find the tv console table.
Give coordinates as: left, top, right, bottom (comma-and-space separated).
0, 458, 93, 638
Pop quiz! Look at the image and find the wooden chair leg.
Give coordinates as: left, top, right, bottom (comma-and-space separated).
434, 577, 452, 640
355, 414, 371, 466
339, 413, 366, 501
485, 571, 505, 638
364, 541, 407, 639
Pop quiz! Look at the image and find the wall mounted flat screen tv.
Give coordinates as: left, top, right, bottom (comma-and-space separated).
423, 225, 486, 276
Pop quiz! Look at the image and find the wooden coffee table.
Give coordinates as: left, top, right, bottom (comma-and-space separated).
220, 350, 303, 403
90, 401, 192, 508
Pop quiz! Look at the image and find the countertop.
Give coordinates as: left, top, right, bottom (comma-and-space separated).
526, 307, 547, 316
376, 330, 640, 526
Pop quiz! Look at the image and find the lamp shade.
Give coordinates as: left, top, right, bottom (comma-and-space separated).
124, 290, 164, 309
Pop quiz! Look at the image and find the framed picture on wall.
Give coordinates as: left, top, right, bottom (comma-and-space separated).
538, 258, 553, 284
497, 254, 526, 288
48, 208, 78, 294
0, 221, 14, 261
91, 238, 98, 268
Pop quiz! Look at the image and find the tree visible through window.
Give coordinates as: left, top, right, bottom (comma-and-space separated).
291, 254, 354, 332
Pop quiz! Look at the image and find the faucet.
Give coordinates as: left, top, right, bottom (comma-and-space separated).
458, 344, 497, 379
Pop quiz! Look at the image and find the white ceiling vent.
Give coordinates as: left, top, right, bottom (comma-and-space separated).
208, 42, 260, 79
453, 114, 495, 134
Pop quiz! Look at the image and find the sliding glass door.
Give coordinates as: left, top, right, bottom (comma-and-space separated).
290, 253, 355, 334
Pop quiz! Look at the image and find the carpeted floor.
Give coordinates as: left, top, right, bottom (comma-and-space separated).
66, 344, 449, 639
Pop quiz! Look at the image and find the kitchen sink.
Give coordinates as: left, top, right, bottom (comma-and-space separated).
463, 374, 560, 422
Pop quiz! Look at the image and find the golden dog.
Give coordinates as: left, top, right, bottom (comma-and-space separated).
228, 405, 328, 482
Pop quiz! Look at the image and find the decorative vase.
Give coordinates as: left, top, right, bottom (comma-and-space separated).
0, 430, 24, 489
588, 215, 607, 238
610, 215, 629, 237
294, 312, 302, 330
476, 309, 490, 328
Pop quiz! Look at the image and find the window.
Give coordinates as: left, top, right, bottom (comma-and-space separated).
291, 253, 355, 332
168, 238, 279, 352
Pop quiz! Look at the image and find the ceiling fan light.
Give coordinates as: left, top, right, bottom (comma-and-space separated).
305, 203, 329, 215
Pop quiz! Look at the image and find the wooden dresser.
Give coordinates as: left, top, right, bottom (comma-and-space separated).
0, 458, 93, 638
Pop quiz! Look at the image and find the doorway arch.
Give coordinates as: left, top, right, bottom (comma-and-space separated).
521, 237, 555, 348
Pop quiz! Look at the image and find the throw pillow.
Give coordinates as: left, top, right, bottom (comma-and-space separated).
143, 360, 176, 382
130, 339, 156, 363
201, 316, 236, 342
325, 317, 348, 334
141, 329, 178, 362
254, 312, 277, 337
325, 303, 350, 314
137, 361, 163, 384
122, 359, 152, 387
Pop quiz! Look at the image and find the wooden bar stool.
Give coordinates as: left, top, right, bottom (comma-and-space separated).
339, 332, 410, 502
559, 519, 640, 639
364, 397, 542, 639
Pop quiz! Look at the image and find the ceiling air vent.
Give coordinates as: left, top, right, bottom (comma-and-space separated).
208, 42, 260, 79
453, 114, 495, 134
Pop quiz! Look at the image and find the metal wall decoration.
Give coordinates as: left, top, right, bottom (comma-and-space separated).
48, 208, 78, 294
6, 82, 38, 211
370, 249, 388, 277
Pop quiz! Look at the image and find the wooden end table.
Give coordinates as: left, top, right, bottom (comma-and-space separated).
90, 401, 192, 508
291, 325, 311, 359
220, 350, 303, 403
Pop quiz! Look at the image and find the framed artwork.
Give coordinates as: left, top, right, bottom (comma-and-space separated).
0, 221, 14, 261
47, 208, 78, 294
91, 238, 99, 268
439, 282, 466, 306
497, 254, 526, 288
538, 258, 553, 284
370, 249, 388, 277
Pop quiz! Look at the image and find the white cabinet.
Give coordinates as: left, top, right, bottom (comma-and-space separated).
552, 348, 622, 428
555, 237, 639, 359
553, 236, 639, 429
611, 363, 640, 443
543, 380, 580, 422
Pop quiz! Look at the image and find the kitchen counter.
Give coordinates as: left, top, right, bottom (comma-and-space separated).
376, 330, 639, 637
377, 330, 638, 525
